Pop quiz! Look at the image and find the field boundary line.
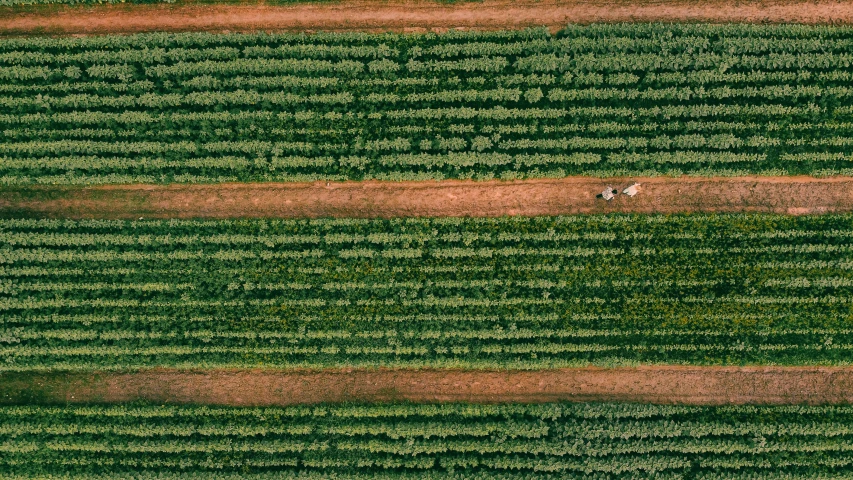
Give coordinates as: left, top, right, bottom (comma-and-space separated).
2, 0, 853, 36
4, 366, 853, 406
3, 176, 853, 218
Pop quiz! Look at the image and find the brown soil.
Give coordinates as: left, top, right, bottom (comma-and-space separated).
1, 0, 853, 36
3, 176, 852, 219
3, 367, 853, 406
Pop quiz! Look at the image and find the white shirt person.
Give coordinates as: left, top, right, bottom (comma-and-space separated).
623, 183, 641, 197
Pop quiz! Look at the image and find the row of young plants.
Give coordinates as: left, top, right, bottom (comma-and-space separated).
1, 25, 853, 183
3, 402, 853, 477
4, 25, 853, 59
2, 214, 853, 370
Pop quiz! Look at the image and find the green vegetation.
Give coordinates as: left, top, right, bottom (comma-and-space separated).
3, 214, 853, 370
1, 24, 853, 184
3, 402, 853, 478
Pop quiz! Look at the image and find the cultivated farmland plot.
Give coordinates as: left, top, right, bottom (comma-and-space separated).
3, 214, 853, 370
3, 402, 853, 478
4, 14, 853, 479
1, 24, 853, 185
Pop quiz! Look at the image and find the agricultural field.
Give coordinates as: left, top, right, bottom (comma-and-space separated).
4, 402, 853, 478
2, 24, 853, 185
3, 214, 853, 370
3, 0, 853, 475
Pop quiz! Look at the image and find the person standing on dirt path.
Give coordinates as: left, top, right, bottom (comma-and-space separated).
598, 186, 618, 201
623, 183, 641, 197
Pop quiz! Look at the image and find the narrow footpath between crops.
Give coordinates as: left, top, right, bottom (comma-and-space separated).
3, 367, 853, 406
3, 176, 852, 219
1, 0, 853, 36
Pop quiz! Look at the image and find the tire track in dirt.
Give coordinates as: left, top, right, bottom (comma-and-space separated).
3, 176, 852, 219
3, 367, 853, 406
2, 0, 853, 36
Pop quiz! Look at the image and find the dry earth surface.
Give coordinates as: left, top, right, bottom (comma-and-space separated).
3, 176, 852, 219
1, 0, 853, 36
3, 367, 853, 406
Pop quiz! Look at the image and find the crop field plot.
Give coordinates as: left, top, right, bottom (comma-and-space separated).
4, 8, 853, 478
2, 24, 853, 185
3, 214, 853, 370
4, 402, 853, 478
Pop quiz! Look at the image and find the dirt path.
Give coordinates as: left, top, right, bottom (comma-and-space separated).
3, 367, 853, 406
2, 0, 853, 36
3, 176, 852, 219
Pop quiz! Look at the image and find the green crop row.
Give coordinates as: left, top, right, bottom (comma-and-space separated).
1, 24, 853, 183
4, 402, 853, 478
2, 214, 853, 370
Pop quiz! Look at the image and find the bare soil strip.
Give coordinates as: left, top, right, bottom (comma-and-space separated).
3, 367, 853, 406
3, 176, 852, 219
2, 0, 853, 36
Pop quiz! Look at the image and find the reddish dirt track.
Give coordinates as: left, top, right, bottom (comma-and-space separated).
2, 0, 853, 36
3, 176, 853, 219
4, 367, 853, 406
